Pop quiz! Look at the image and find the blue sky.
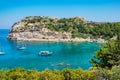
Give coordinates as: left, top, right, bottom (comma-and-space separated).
0, 0, 120, 29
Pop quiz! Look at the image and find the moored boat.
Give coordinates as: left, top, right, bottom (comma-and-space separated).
16, 41, 26, 50
17, 46, 26, 50
0, 52, 5, 55
39, 51, 52, 56
0, 40, 5, 55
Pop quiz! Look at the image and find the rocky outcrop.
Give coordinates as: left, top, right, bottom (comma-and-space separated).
7, 16, 81, 41
8, 28, 72, 41
8, 29, 106, 42
8, 16, 108, 43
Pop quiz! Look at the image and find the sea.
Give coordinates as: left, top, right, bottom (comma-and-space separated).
0, 29, 101, 71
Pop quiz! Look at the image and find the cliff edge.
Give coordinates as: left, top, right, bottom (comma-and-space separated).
8, 16, 119, 42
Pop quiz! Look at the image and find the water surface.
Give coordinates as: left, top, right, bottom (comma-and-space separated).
0, 29, 100, 71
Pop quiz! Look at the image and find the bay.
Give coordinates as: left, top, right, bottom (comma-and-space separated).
0, 29, 100, 71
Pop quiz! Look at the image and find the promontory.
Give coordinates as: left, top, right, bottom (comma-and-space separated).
8, 16, 120, 42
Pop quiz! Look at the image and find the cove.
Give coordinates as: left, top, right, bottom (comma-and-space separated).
0, 29, 101, 71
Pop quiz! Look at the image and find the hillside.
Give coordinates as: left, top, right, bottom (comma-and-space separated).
8, 16, 120, 42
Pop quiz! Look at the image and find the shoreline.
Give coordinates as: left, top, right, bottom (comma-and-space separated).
11, 38, 107, 43
8, 28, 107, 43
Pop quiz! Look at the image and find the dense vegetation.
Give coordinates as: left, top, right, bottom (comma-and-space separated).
0, 66, 120, 80
12, 16, 120, 40
90, 32, 120, 68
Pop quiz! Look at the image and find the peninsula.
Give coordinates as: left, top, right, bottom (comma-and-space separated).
8, 16, 119, 42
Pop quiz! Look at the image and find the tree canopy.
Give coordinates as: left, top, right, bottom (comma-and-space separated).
11, 16, 120, 39
90, 32, 120, 68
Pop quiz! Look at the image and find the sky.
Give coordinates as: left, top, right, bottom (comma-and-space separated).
0, 0, 120, 29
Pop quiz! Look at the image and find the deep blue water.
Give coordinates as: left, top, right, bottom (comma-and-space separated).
0, 29, 100, 71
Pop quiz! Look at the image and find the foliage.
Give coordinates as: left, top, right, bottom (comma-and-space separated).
0, 66, 120, 80
94, 66, 120, 80
12, 16, 120, 39
0, 68, 96, 80
90, 31, 120, 68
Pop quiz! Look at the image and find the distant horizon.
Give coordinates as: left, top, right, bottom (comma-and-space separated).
0, 16, 120, 29
0, 0, 120, 29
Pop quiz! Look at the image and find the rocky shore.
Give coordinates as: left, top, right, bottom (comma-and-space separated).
8, 28, 106, 43
7, 16, 108, 43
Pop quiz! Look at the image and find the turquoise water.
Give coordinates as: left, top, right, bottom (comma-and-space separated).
0, 29, 100, 71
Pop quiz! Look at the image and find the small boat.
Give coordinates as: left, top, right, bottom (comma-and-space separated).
16, 41, 26, 50
39, 51, 52, 56
57, 62, 64, 66
0, 52, 5, 55
0, 40, 4, 55
66, 64, 70, 67
17, 46, 26, 50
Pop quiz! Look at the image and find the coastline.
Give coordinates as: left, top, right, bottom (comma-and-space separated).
10, 37, 107, 43
7, 32, 107, 43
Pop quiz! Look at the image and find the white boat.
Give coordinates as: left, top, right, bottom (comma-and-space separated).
17, 41, 26, 50
39, 51, 52, 56
17, 46, 26, 50
57, 62, 64, 66
0, 52, 5, 55
0, 40, 4, 55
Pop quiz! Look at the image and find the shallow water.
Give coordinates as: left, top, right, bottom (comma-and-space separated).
0, 29, 100, 71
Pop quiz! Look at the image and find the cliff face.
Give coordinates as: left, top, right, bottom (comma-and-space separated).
8, 16, 119, 42
8, 27, 72, 41
8, 16, 73, 41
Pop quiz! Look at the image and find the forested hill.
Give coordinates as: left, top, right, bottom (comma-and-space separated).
9, 16, 120, 40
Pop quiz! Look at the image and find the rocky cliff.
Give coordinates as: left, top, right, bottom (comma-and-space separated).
8, 27, 72, 41
8, 16, 119, 42
8, 16, 73, 41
